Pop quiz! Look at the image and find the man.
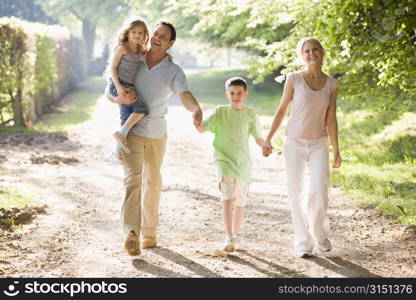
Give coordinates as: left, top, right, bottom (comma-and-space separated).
107, 22, 203, 256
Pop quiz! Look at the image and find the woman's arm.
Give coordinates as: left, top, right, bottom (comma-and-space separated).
265, 77, 294, 147
326, 88, 341, 168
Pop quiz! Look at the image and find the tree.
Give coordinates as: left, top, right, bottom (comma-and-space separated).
161, 0, 416, 110
37, 0, 133, 67
0, 0, 57, 24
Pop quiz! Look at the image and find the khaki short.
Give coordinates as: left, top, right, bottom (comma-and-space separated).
219, 175, 249, 207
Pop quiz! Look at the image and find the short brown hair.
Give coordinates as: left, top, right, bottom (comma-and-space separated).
225, 77, 247, 91
155, 21, 176, 41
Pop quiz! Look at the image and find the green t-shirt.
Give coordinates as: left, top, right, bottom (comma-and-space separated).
203, 105, 262, 182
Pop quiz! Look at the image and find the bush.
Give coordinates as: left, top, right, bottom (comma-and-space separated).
0, 17, 86, 127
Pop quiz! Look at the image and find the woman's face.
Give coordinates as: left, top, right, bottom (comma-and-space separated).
301, 41, 324, 66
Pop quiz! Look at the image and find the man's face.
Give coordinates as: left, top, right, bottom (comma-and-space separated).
150, 25, 174, 53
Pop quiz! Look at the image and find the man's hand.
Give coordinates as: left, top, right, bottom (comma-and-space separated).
115, 89, 137, 105
193, 107, 203, 127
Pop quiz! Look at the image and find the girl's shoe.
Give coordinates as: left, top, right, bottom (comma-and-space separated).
113, 132, 130, 153
223, 237, 235, 252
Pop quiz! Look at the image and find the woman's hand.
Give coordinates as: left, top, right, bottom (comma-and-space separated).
116, 85, 127, 97
333, 152, 342, 168
262, 140, 273, 157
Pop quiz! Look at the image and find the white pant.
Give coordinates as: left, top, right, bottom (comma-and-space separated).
284, 136, 329, 255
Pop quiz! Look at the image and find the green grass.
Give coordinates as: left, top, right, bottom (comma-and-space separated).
189, 68, 416, 226
0, 77, 105, 134
34, 77, 105, 132
188, 68, 283, 116
0, 188, 32, 209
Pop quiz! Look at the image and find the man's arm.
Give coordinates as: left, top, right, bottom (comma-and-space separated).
179, 91, 203, 126
194, 121, 206, 133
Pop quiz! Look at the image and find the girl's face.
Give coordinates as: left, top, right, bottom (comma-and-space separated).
127, 25, 146, 45
301, 41, 324, 66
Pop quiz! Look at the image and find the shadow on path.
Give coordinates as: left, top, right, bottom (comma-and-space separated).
149, 247, 222, 278
132, 258, 190, 278
228, 251, 309, 278
310, 256, 382, 278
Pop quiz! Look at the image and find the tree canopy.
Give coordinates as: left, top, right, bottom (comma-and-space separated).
159, 0, 416, 109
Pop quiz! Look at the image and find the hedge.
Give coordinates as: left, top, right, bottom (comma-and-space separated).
0, 17, 86, 127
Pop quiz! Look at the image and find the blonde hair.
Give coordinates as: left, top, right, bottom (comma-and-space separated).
104, 18, 149, 78
116, 18, 149, 50
296, 37, 326, 59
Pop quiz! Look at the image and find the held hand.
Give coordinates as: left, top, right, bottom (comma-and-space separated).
115, 89, 137, 105
116, 86, 127, 97
193, 108, 203, 126
333, 152, 342, 168
262, 140, 273, 157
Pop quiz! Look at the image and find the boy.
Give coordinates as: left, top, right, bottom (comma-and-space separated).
194, 77, 271, 252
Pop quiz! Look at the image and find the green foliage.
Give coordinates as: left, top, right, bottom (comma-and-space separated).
0, 20, 27, 126
0, 188, 32, 209
0, 0, 56, 24
0, 17, 86, 127
159, 0, 416, 110
37, 0, 134, 65
34, 77, 105, 132
161, 0, 292, 52
187, 68, 283, 115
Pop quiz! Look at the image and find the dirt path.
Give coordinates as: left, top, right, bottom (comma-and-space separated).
0, 79, 415, 278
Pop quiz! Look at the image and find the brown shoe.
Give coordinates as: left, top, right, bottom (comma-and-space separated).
141, 235, 157, 248
124, 231, 141, 256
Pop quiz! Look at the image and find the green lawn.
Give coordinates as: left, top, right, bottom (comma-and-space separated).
34, 77, 105, 132
188, 68, 283, 115
188, 68, 416, 226
0, 187, 32, 209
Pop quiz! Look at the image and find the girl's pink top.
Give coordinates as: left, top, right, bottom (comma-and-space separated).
285, 72, 339, 139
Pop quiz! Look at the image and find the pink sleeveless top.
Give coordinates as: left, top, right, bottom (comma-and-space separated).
285, 72, 339, 139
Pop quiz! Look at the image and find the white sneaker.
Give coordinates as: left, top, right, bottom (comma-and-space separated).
232, 235, 241, 250
318, 239, 332, 252
223, 236, 235, 252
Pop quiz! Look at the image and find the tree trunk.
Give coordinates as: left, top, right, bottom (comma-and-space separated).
82, 19, 96, 66
12, 88, 24, 127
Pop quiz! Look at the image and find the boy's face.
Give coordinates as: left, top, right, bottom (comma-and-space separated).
225, 85, 248, 110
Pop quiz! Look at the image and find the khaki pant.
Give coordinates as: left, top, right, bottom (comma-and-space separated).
121, 133, 166, 238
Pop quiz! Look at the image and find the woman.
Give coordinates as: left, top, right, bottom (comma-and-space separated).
265, 37, 341, 258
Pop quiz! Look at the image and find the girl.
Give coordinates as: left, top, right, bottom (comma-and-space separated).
264, 37, 341, 258
106, 18, 150, 159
